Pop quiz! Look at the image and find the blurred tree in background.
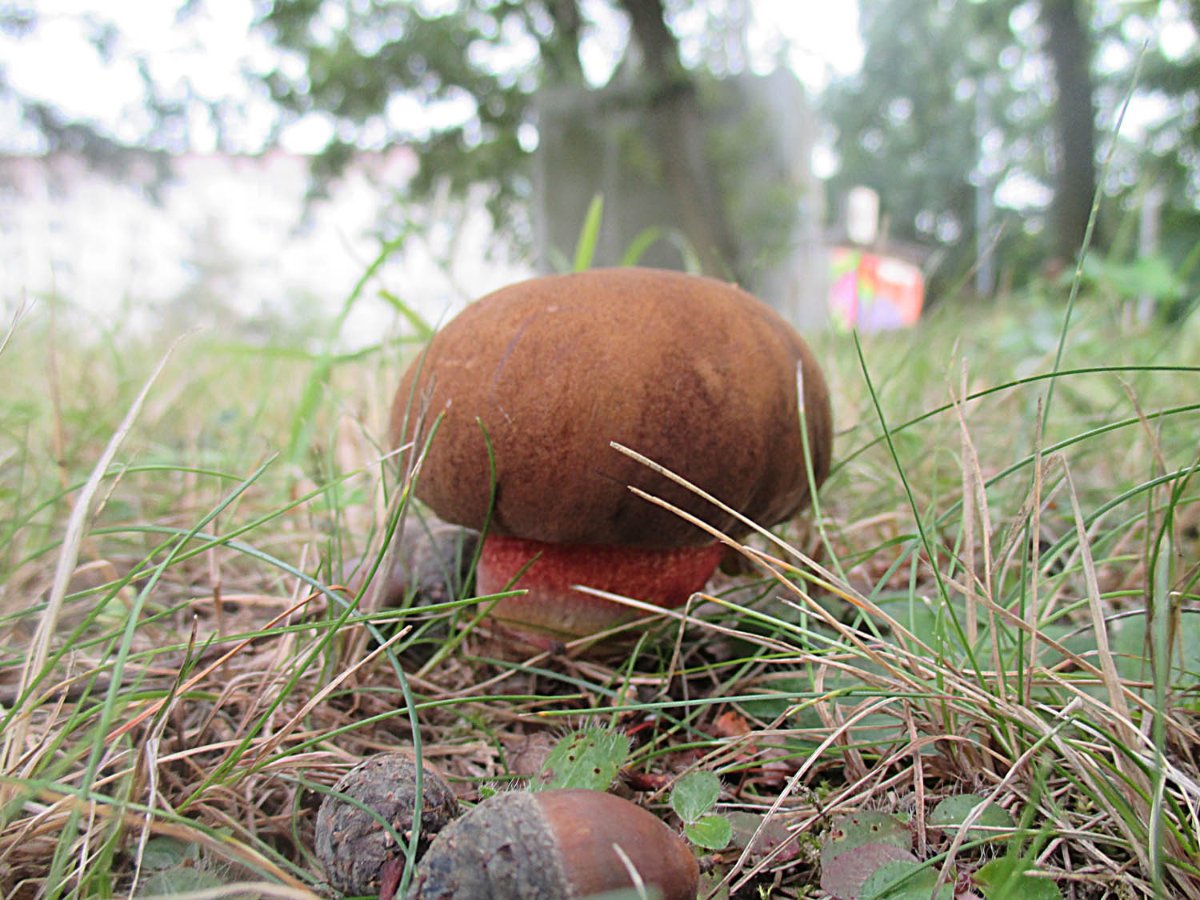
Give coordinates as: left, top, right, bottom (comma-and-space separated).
823, 0, 1200, 300
3, 0, 1198, 309
254, 0, 786, 280
0, 5, 171, 187
255, 0, 1200, 303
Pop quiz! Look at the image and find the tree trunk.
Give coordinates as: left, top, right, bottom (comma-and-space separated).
1042, 0, 1098, 262
615, 0, 740, 277
541, 0, 585, 82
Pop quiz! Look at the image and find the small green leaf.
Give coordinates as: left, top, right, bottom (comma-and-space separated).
138, 837, 198, 872
859, 859, 939, 899
685, 814, 733, 850
820, 843, 916, 900
136, 864, 225, 896
670, 771, 721, 823
930, 794, 1014, 844
535, 728, 630, 792
820, 810, 911, 869
975, 857, 1064, 899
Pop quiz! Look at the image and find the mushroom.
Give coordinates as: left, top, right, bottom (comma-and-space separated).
390, 267, 832, 646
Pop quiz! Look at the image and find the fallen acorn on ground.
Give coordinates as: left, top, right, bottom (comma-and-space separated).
408, 787, 699, 900
314, 752, 460, 897
312, 751, 699, 899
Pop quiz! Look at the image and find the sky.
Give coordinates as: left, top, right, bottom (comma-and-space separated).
1, 0, 864, 156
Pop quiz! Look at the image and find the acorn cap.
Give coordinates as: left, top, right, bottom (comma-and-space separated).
315, 753, 459, 897
390, 267, 832, 550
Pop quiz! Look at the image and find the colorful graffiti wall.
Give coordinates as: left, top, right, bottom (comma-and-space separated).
829, 247, 925, 331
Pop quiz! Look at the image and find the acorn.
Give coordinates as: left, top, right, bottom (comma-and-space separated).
407, 788, 699, 899
315, 752, 459, 897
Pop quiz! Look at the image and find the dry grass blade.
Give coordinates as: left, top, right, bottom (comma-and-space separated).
1060, 459, 1137, 743
610, 440, 931, 651
954, 360, 980, 648
723, 695, 901, 895
246, 624, 412, 768
1027, 397, 1047, 705
1, 335, 185, 797
0, 294, 32, 358
128, 618, 198, 896
952, 365, 1009, 708
105, 593, 318, 743
2, 781, 314, 890
937, 697, 1083, 881
613, 477, 934, 686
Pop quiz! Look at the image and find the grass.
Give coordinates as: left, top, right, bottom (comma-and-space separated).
0, 276, 1198, 899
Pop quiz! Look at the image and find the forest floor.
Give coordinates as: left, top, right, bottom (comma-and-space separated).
1, 277, 1198, 899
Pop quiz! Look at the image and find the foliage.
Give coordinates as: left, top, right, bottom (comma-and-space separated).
822, 0, 1200, 296
819, 811, 916, 899
258, 1, 533, 221
0, 6, 178, 193
669, 771, 731, 850
5, 1, 1199, 307
928, 794, 1015, 845
1121, 1, 1200, 196
252, 0, 772, 276
532, 729, 733, 849
816, 794, 1063, 897
823, 0, 1028, 290
534, 727, 630, 792
974, 857, 1065, 900
4, 0, 803, 283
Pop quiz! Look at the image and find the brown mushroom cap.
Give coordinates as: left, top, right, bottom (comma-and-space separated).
390, 267, 832, 550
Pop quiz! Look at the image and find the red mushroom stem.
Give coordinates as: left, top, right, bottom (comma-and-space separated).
476, 534, 724, 646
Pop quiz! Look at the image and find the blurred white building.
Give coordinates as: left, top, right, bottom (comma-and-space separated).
0, 149, 531, 346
